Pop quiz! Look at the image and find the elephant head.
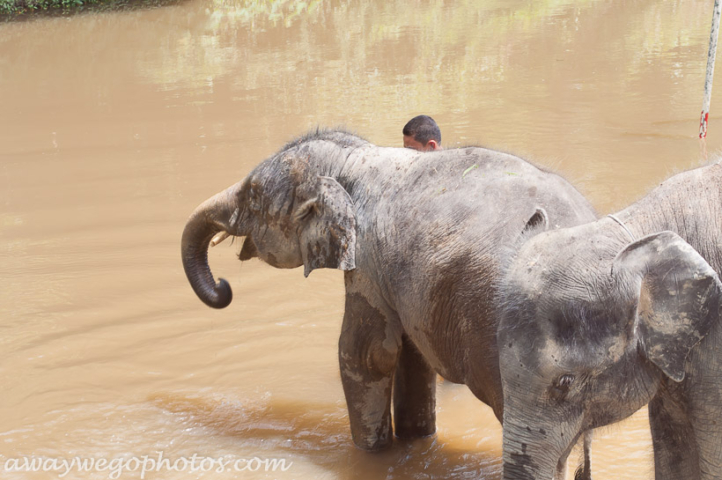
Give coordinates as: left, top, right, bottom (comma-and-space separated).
497, 229, 721, 479
181, 150, 357, 309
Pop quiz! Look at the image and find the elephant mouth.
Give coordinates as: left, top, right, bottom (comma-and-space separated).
238, 236, 258, 261
209, 231, 258, 262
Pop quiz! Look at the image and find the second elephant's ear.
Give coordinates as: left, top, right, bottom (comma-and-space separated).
298, 176, 357, 277
521, 207, 549, 236
614, 231, 721, 382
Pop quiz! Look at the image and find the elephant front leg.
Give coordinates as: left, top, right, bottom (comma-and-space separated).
393, 334, 436, 439
573, 431, 593, 480
648, 391, 700, 480
339, 293, 402, 452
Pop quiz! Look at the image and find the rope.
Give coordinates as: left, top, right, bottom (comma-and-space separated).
700, 0, 722, 140
607, 214, 635, 241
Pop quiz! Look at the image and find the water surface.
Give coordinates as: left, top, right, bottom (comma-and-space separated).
1, 1, 720, 478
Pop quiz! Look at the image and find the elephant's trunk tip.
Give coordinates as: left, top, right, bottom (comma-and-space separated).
202, 277, 233, 309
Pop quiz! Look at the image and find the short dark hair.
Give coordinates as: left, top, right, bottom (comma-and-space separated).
403, 115, 441, 145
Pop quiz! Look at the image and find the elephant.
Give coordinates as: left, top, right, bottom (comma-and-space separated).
496, 161, 722, 480
181, 129, 596, 468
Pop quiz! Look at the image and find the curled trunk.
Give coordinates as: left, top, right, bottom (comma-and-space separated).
181, 184, 244, 309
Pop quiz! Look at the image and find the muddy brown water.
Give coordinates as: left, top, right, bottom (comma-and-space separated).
1, 0, 721, 478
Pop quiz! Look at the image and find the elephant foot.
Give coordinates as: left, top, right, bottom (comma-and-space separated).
352, 421, 394, 452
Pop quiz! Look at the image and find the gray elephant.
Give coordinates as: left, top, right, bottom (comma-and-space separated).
181, 129, 596, 462
497, 161, 722, 480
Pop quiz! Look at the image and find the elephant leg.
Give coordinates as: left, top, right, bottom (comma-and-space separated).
552, 431, 593, 480
574, 430, 593, 480
393, 334, 436, 439
648, 391, 700, 480
339, 293, 401, 452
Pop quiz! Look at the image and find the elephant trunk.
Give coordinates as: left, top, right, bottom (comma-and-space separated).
501, 416, 574, 480
181, 182, 246, 309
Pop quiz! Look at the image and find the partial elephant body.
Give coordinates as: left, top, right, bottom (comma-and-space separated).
181, 130, 596, 453
606, 163, 722, 480
355, 147, 592, 405
498, 162, 722, 480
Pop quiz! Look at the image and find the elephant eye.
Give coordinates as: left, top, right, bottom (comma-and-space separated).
557, 374, 575, 388
550, 374, 575, 399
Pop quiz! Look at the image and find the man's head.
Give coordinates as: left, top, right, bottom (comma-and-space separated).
402, 115, 441, 151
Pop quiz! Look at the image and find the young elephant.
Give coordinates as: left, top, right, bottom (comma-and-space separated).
181, 129, 596, 463
498, 162, 722, 480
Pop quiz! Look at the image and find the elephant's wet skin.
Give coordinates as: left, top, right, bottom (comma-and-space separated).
181, 129, 596, 465
496, 162, 722, 480
339, 292, 400, 452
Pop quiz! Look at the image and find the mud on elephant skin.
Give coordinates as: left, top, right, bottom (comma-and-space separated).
181, 129, 596, 459
497, 162, 722, 480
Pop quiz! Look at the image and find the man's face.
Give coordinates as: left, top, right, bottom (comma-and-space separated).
403, 135, 438, 151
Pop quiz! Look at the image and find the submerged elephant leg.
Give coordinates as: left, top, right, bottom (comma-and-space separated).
339, 293, 402, 452
393, 334, 436, 439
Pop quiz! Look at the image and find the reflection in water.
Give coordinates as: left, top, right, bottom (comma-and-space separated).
0, 0, 718, 479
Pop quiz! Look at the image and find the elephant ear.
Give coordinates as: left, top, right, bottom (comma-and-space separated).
614, 231, 722, 382
521, 207, 549, 236
297, 176, 357, 277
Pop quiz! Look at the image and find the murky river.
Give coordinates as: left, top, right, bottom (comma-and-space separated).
1, 0, 721, 478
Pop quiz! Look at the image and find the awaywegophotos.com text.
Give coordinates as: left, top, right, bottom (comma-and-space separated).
3, 452, 293, 478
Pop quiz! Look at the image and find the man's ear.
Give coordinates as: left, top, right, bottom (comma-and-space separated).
425, 139, 439, 151
614, 231, 721, 382
297, 176, 357, 277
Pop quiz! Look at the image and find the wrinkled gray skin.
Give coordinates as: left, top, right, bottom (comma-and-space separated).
181, 130, 596, 466
498, 162, 722, 480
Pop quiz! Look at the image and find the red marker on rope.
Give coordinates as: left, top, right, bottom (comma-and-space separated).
700, 0, 722, 140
